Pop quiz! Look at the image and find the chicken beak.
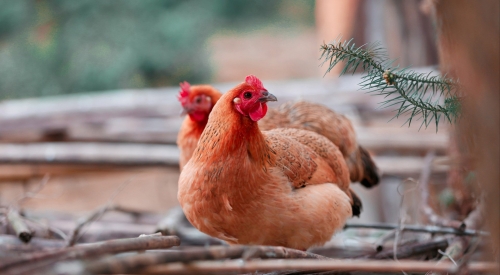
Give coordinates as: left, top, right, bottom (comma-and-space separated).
259, 91, 278, 102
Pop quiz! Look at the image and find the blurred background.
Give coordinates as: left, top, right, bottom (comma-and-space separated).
0, 0, 453, 238
0, 0, 317, 99
0, 0, 439, 99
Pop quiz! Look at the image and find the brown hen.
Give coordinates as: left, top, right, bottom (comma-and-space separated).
178, 75, 359, 250
176, 82, 222, 170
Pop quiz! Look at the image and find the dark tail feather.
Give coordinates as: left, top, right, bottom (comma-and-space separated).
358, 146, 380, 188
349, 188, 363, 217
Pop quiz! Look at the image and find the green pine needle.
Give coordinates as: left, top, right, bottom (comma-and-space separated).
320, 38, 462, 130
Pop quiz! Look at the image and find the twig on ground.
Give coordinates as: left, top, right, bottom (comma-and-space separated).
84, 245, 328, 274
139, 232, 163, 238
66, 204, 114, 247
0, 235, 180, 274
3, 175, 51, 244
66, 204, 148, 246
374, 229, 397, 252
432, 237, 469, 271
49, 219, 158, 243
370, 239, 449, 260
0, 234, 65, 252
455, 236, 483, 274
308, 243, 375, 259
343, 222, 488, 236
22, 216, 68, 241
6, 209, 32, 243
137, 259, 499, 275
438, 249, 458, 266
420, 151, 465, 230
430, 199, 485, 275
66, 178, 140, 246
264, 270, 350, 275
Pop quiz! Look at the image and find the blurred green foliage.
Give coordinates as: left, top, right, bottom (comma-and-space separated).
0, 0, 314, 99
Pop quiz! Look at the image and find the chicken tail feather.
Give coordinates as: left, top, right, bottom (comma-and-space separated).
358, 146, 380, 188
349, 188, 362, 217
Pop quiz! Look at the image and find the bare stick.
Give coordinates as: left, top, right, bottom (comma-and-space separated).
419, 151, 465, 230
22, 216, 68, 241
66, 204, 112, 246
430, 236, 468, 275
6, 209, 32, 243
0, 235, 180, 274
374, 229, 396, 252
85, 245, 328, 274
370, 239, 449, 259
66, 205, 148, 246
138, 259, 499, 274
430, 199, 485, 275
456, 236, 483, 273
343, 222, 488, 236
4, 175, 50, 244
66, 180, 136, 246
440, 237, 469, 261
0, 234, 65, 252
139, 232, 163, 238
48, 219, 158, 243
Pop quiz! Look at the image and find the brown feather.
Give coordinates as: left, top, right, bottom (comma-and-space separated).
260, 100, 380, 187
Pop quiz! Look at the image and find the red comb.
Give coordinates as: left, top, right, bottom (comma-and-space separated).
245, 75, 264, 90
177, 81, 191, 106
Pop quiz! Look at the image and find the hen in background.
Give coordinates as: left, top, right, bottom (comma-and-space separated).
176, 82, 222, 170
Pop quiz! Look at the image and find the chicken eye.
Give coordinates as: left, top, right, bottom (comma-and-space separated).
195, 97, 202, 104
243, 92, 252, 99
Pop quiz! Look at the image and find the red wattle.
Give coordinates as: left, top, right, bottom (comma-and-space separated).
189, 111, 208, 122
249, 103, 267, 121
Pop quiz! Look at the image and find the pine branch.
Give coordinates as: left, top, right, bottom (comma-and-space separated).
320, 39, 461, 129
